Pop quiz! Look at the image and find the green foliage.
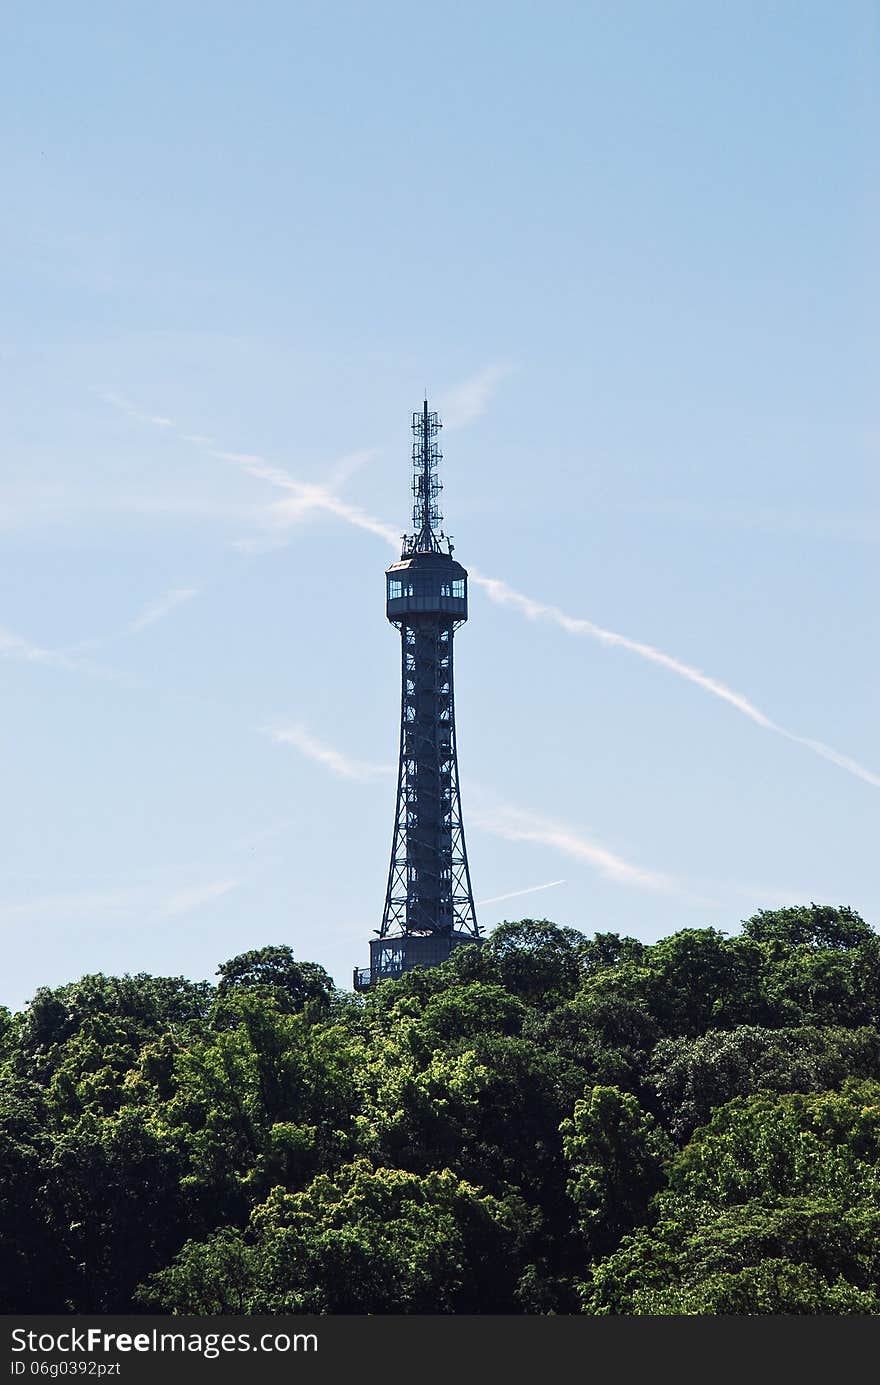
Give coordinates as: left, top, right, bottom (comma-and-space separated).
3, 909, 880, 1314
583, 1196, 880, 1314
741, 904, 874, 951
582, 1077, 880, 1314
141, 1160, 533, 1313
638, 1260, 880, 1315
527, 990, 660, 1103
19, 973, 212, 1057
481, 919, 591, 1007
215, 945, 335, 1017
159, 992, 360, 1216
561, 1086, 673, 1253
652, 1025, 880, 1138
668, 1082, 880, 1204
0, 1084, 53, 1311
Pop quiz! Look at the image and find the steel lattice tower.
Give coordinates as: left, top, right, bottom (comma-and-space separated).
354, 401, 480, 990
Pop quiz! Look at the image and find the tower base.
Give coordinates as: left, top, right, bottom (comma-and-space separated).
353, 931, 480, 993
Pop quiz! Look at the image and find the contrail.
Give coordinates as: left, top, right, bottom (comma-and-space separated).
469, 570, 880, 790
208, 449, 401, 549
477, 879, 566, 907
213, 450, 880, 792
268, 725, 669, 891
469, 570, 774, 727
267, 724, 393, 781
99, 392, 880, 792
217, 444, 880, 794
129, 586, 199, 633
469, 799, 675, 890
439, 363, 515, 430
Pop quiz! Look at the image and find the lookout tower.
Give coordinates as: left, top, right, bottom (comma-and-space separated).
353, 401, 480, 990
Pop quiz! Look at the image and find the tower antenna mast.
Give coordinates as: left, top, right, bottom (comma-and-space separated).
354, 399, 480, 989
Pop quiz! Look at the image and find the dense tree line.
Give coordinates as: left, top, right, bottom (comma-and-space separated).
2, 904, 880, 1314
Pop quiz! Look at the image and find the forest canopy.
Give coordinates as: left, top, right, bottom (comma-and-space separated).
2, 904, 880, 1315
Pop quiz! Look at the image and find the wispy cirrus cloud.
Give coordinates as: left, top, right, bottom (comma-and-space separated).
470, 570, 774, 727
268, 723, 668, 891
129, 586, 199, 634
159, 878, 241, 918
0, 585, 199, 681
439, 363, 515, 429
469, 796, 675, 891
0, 625, 79, 669
0, 875, 241, 927
210, 450, 397, 552
98, 389, 388, 546
97, 388, 880, 793
476, 879, 566, 908
469, 570, 880, 791
249, 459, 880, 793
0, 625, 135, 684
267, 724, 394, 781
0, 886, 142, 924
95, 389, 176, 430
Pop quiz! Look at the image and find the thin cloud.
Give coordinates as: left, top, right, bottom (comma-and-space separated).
0, 625, 131, 684
269, 725, 667, 891
0, 626, 78, 669
267, 724, 394, 781
225, 430, 880, 795
439, 363, 515, 429
0, 886, 143, 924
99, 390, 397, 550
477, 879, 566, 907
159, 878, 240, 918
470, 798, 675, 892
772, 730, 880, 789
470, 570, 774, 727
96, 390, 175, 430
98, 389, 880, 792
469, 570, 880, 791
0, 856, 252, 931
328, 449, 377, 488
0, 876, 240, 925
213, 452, 399, 548
129, 587, 199, 634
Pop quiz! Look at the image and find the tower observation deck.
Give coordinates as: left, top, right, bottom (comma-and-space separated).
353, 401, 481, 990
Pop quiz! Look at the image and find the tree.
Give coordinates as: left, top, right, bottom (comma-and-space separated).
16, 973, 212, 1080
483, 920, 589, 1008
140, 1160, 534, 1313
652, 1026, 880, 1140
159, 993, 359, 1217
668, 1082, 880, 1205
584, 1198, 880, 1314
215, 946, 334, 1016
741, 904, 874, 951
5, 909, 880, 1315
528, 991, 659, 1105
634, 1259, 879, 1315
0, 1083, 56, 1311
41, 1108, 188, 1312
561, 1086, 673, 1255
135, 1228, 258, 1315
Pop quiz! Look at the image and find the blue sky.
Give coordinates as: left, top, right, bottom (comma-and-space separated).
1, 2, 877, 1008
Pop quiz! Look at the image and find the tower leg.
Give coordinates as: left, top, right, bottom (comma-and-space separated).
381, 617, 478, 941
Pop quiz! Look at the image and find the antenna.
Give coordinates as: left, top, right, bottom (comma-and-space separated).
406, 398, 444, 555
